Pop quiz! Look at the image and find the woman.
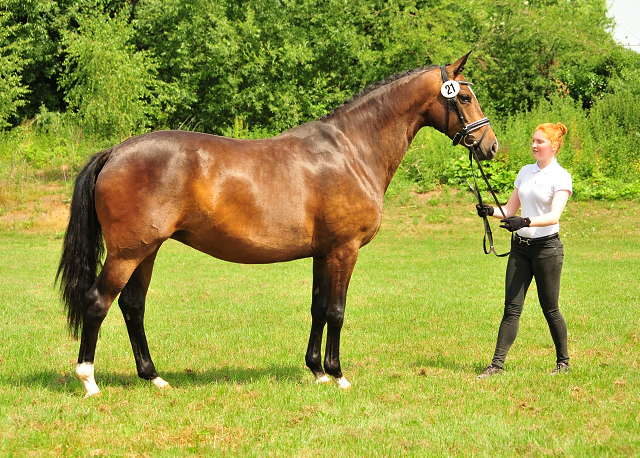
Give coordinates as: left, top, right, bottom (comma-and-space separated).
476, 122, 572, 378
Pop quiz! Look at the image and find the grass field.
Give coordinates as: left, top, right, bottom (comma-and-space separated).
0, 188, 639, 456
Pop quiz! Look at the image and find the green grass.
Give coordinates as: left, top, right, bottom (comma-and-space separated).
0, 192, 639, 456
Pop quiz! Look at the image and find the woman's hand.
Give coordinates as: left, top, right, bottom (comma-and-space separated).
500, 216, 531, 232
476, 204, 494, 217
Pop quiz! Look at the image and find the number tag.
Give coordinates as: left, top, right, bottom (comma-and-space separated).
440, 80, 461, 99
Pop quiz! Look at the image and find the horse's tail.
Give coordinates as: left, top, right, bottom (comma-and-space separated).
56, 148, 112, 339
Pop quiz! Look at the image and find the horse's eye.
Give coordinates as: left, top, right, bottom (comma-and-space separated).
459, 94, 472, 103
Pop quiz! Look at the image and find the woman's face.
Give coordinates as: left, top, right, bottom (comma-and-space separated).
531, 130, 558, 163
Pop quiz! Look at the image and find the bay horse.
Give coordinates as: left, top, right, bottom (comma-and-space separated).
57, 52, 498, 397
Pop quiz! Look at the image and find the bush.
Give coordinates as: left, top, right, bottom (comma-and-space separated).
394, 92, 640, 201
0, 9, 29, 129
0, 108, 111, 183
60, 10, 162, 140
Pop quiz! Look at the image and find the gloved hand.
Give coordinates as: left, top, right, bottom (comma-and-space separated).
500, 216, 531, 232
476, 204, 494, 217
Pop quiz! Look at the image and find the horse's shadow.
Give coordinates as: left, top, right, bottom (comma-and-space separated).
0, 364, 306, 395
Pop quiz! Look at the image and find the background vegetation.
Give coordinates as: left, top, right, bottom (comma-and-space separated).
1, 0, 639, 200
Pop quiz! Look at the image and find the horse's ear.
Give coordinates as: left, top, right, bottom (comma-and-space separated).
451, 51, 473, 76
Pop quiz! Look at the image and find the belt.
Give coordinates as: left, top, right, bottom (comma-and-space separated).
515, 233, 559, 245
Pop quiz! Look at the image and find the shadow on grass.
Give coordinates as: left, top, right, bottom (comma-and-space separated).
0, 364, 307, 394
412, 355, 488, 375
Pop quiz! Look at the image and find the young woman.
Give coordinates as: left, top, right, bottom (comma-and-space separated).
476, 122, 572, 378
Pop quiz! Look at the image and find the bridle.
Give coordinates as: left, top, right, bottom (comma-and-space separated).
440, 65, 510, 257
439, 65, 491, 149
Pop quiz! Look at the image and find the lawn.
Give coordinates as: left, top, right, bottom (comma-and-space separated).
0, 189, 639, 456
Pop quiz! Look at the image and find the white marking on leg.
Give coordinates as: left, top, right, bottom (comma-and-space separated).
315, 374, 331, 384
334, 376, 351, 389
151, 377, 171, 389
76, 362, 101, 397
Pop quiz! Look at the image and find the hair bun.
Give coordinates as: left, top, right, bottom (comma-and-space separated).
556, 122, 568, 136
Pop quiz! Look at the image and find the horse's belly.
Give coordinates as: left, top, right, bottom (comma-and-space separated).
172, 219, 314, 264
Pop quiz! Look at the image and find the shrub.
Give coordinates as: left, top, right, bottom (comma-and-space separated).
0, 9, 29, 129
59, 10, 162, 140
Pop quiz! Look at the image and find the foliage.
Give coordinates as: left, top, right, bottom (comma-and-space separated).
470, 0, 619, 114
0, 7, 30, 129
0, 0, 134, 122
0, 109, 111, 188
443, 154, 518, 197
132, 0, 469, 133
588, 87, 640, 181
2, 0, 629, 134
395, 89, 640, 201
0, 0, 639, 201
59, 9, 163, 139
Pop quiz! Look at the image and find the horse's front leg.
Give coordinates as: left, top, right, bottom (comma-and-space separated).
306, 245, 359, 389
306, 257, 330, 383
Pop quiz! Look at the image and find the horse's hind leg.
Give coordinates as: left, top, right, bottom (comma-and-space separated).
76, 247, 158, 397
118, 247, 169, 390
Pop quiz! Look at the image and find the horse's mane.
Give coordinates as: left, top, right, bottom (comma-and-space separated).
320, 64, 439, 120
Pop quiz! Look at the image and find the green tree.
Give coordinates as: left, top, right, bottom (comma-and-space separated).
133, 0, 371, 133
470, 0, 619, 115
587, 50, 640, 181
0, 8, 30, 129
0, 0, 135, 122
132, 0, 476, 134
60, 9, 162, 139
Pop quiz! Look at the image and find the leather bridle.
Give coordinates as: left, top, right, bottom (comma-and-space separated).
440, 65, 511, 257
439, 65, 491, 148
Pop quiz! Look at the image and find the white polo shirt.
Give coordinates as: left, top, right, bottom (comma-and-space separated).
514, 159, 572, 238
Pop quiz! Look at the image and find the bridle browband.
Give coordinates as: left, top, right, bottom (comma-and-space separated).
439, 64, 510, 257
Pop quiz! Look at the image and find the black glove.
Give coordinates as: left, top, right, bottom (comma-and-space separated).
500, 216, 531, 232
476, 204, 494, 217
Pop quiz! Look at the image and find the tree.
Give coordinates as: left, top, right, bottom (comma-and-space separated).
59, 9, 162, 139
0, 8, 30, 129
470, 0, 619, 115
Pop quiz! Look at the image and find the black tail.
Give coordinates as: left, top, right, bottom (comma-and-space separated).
56, 149, 112, 339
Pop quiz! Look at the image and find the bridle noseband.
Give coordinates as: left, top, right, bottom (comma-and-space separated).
440, 65, 510, 257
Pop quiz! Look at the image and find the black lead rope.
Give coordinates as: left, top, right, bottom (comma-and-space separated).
439, 64, 510, 257
467, 147, 512, 257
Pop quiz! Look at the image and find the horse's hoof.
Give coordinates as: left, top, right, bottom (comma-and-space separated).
83, 389, 101, 398
315, 374, 331, 384
151, 377, 171, 389
334, 377, 351, 389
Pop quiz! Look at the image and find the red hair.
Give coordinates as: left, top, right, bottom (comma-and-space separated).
535, 122, 568, 153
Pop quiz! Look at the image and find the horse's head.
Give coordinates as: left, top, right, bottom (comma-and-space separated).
437, 52, 498, 161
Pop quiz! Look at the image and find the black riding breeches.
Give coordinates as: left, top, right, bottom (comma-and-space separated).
491, 235, 569, 368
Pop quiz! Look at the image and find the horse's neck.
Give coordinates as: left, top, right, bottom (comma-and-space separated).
328, 72, 437, 191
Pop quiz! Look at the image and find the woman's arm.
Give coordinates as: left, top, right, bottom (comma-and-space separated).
528, 190, 571, 227
490, 188, 521, 219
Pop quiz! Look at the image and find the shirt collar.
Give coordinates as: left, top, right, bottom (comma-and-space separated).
535, 158, 559, 174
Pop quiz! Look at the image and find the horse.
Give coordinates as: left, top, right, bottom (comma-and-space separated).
57, 52, 498, 397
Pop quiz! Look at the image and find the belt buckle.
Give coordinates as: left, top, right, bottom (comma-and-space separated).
518, 235, 531, 245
